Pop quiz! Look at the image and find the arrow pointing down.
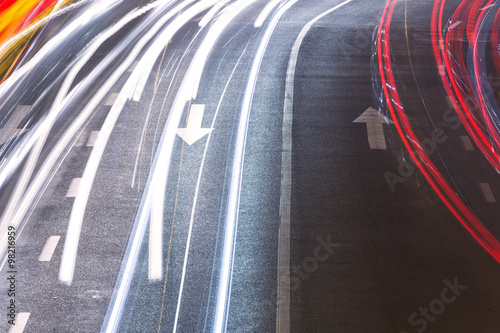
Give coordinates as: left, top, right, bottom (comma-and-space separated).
0, 105, 30, 145
176, 104, 213, 145
353, 107, 394, 150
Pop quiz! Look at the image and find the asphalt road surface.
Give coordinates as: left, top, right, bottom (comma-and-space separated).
1, 1, 500, 333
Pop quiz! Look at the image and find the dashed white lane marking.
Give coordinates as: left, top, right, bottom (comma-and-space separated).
254, 0, 281, 27
128, 61, 138, 72
86, 131, 100, 147
0, 105, 30, 145
65, 178, 82, 198
446, 96, 454, 109
461, 135, 473, 151
438, 64, 445, 76
8, 312, 30, 333
449, 21, 462, 30
39, 236, 61, 262
104, 93, 119, 106
480, 183, 496, 203
74, 131, 87, 147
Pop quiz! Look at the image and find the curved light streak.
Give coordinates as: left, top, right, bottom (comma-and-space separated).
212, 1, 297, 332
0, 0, 185, 272
379, 0, 500, 264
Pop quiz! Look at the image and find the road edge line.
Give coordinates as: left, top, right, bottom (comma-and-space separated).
278, 1, 354, 332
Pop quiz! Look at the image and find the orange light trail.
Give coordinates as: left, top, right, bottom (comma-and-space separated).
0, 0, 73, 81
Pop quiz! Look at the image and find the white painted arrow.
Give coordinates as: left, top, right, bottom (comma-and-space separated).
176, 104, 213, 145
0, 105, 30, 145
353, 107, 394, 150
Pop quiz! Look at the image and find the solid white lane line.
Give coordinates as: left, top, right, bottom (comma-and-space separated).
8, 312, 30, 333
65, 178, 82, 198
105, 93, 119, 106
461, 135, 473, 151
86, 131, 100, 147
279, 1, 354, 332
480, 183, 496, 203
211, 2, 297, 332
39, 236, 61, 262
170, 2, 260, 331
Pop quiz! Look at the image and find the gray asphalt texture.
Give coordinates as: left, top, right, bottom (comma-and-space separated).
2, 1, 500, 333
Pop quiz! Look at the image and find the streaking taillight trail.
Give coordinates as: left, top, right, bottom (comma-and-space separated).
377, 0, 500, 263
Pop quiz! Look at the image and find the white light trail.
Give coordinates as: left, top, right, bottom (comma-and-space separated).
198, 0, 230, 28
212, 1, 297, 332
101, 0, 232, 330
59, 0, 202, 286
0, 0, 92, 60
253, 0, 281, 28
0, 0, 120, 98
0, 0, 157, 272
0, 0, 167, 277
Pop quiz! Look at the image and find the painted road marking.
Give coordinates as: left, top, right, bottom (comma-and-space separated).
353, 107, 394, 150
65, 178, 82, 198
449, 21, 462, 29
86, 131, 100, 147
461, 135, 474, 151
176, 104, 213, 145
101, 2, 230, 331
128, 61, 138, 72
74, 131, 87, 147
438, 64, 445, 76
211, 3, 297, 333
105, 93, 119, 106
480, 183, 496, 203
0, 105, 30, 145
39, 236, 61, 262
8, 312, 30, 333
279, 1, 354, 332
446, 96, 454, 109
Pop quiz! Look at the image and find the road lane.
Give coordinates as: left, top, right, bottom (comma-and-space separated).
291, 0, 500, 332
3, 1, 500, 332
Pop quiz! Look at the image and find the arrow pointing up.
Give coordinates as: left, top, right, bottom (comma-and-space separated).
176, 104, 213, 145
0, 105, 30, 145
353, 107, 394, 150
